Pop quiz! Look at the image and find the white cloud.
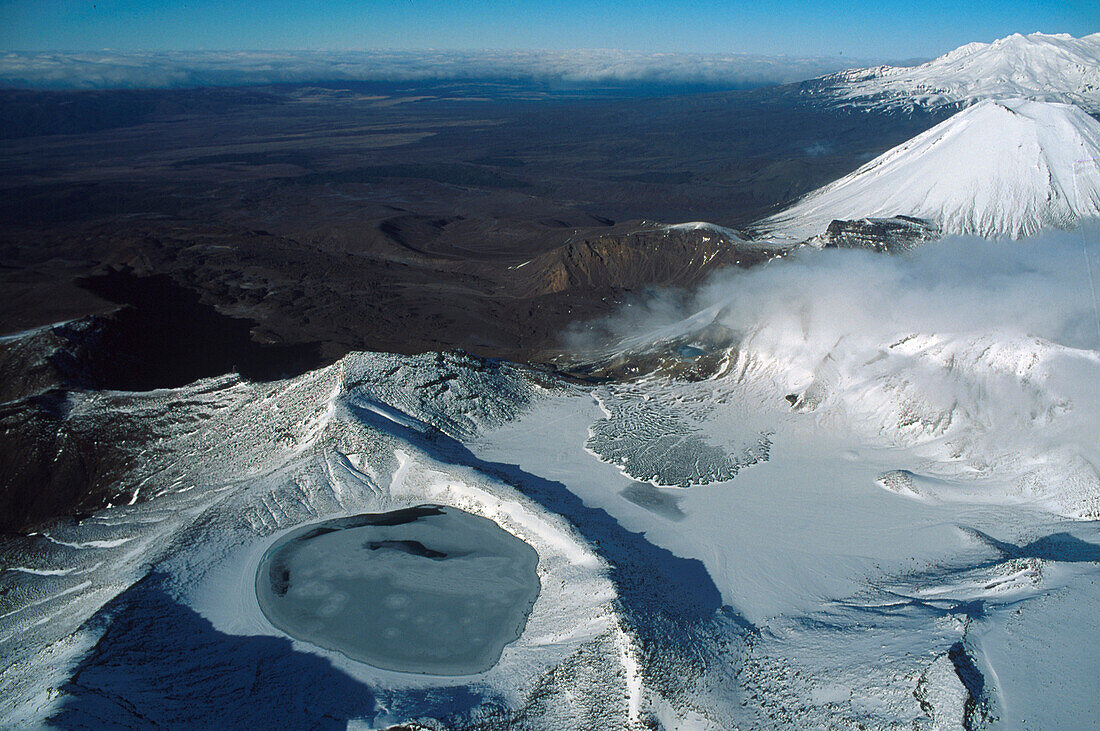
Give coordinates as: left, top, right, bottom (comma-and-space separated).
571, 226, 1100, 517
576, 226, 1100, 356
0, 49, 867, 90
719, 230, 1100, 352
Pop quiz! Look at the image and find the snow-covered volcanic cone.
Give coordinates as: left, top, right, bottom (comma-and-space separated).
759, 98, 1100, 240
818, 32, 1100, 112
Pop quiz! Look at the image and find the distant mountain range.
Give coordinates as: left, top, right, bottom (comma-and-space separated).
809, 31, 1100, 113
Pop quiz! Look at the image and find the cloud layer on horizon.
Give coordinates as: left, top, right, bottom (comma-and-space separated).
0, 49, 872, 91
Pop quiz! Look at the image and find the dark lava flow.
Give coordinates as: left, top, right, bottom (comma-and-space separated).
58, 270, 323, 391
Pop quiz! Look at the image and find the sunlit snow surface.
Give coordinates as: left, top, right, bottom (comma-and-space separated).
819, 32, 1100, 114
255, 505, 540, 675
760, 99, 1100, 241
2, 237, 1100, 727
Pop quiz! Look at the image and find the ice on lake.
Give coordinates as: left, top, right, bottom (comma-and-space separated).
255, 504, 540, 675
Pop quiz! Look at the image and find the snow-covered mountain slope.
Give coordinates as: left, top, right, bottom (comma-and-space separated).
814, 32, 1100, 113
578, 324, 1100, 518
758, 98, 1100, 240
3, 286, 1100, 727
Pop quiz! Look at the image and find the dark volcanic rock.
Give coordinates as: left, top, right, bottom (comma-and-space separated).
61, 270, 324, 391
808, 215, 940, 252
0, 271, 325, 532
0, 391, 134, 533
1, 80, 947, 366
511, 224, 776, 297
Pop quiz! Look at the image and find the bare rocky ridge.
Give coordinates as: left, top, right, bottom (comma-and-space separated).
505, 223, 774, 296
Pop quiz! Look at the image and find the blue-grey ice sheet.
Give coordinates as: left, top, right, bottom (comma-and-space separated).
256, 505, 540, 675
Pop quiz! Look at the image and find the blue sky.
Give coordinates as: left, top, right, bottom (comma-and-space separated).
1, 0, 1097, 59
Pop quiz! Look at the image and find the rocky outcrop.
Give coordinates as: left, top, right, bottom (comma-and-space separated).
808, 215, 939, 253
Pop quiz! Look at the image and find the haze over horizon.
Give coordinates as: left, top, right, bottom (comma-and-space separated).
1, 0, 1096, 60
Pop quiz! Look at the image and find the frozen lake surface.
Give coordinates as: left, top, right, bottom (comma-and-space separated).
255, 504, 540, 675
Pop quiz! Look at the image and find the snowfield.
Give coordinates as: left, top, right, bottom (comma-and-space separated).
759, 99, 1100, 241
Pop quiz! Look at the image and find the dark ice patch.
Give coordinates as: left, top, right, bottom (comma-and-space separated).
620, 482, 686, 521
364, 539, 449, 560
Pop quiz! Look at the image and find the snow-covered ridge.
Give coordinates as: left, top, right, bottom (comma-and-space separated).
758, 98, 1100, 240
817, 32, 1100, 113
0, 352, 637, 727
